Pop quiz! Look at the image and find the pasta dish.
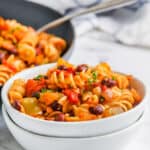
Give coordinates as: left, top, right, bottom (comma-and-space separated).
0, 17, 66, 85
8, 59, 142, 122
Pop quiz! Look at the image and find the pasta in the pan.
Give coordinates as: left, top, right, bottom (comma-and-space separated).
0, 17, 67, 85
0, 65, 14, 86
8, 59, 142, 122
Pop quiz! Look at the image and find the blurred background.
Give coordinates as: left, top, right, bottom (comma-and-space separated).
0, 0, 150, 150
26, 0, 150, 80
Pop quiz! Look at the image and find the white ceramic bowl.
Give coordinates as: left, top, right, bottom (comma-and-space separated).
2, 105, 144, 150
2, 64, 148, 137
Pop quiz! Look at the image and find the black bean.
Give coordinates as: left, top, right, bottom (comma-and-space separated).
55, 113, 65, 121
101, 78, 117, 88
51, 101, 62, 111
68, 110, 75, 116
12, 100, 21, 111
89, 106, 103, 115
56, 88, 62, 92
42, 110, 47, 114
32, 92, 40, 99
76, 64, 88, 72
44, 75, 48, 79
57, 65, 67, 70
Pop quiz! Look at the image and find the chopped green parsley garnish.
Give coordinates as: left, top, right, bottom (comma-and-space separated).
41, 88, 54, 93
32, 92, 40, 99
88, 71, 98, 84
92, 71, 98, 81
41, 88, 48, 93
34, 75, 44, 80
112, 76, 117, 81
11, 26, 21, 33
99, 96, 105, 103
88, 78, 94, 84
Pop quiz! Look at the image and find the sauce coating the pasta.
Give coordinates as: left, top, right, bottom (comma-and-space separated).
0, 17, 66, 85
8, 59, 142, 122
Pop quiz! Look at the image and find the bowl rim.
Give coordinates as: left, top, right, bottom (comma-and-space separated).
1, 63, 148, 126
2, 104, 144, 139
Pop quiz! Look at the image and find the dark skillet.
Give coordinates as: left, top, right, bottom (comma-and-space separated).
0, 0, 75, 102
0, 0, 75, 59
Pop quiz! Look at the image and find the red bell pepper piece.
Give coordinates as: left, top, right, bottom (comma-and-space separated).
63, 89, 79, 104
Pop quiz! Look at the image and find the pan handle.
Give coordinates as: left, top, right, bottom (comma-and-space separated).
37, 0, 137, 33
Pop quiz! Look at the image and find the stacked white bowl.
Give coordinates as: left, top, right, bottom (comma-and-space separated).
1, 64, 148, 150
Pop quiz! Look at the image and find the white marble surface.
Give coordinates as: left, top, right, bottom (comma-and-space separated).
0, 29, 150, 150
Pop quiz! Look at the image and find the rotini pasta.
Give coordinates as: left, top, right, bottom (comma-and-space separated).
0, 17, 67, 85
0, 65, 14, 86
8, 79, 26, 103
8, 59, 142, 122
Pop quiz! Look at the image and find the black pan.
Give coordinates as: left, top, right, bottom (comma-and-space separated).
0, 0, 75, 59
0, 0, 75, 103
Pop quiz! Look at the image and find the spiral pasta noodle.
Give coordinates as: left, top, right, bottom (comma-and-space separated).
5, 55, 26, 72
112, 72, 130, 89
8, 79, 26, 103
8, 59, 142, 122
0, 65, 14, 86
47, 71, 90, 89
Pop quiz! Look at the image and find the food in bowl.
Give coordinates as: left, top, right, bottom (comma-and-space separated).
3, 60, 146, 137
0, 17, 66, 85
8, 59, 142, 122
2, 104, 144, 150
